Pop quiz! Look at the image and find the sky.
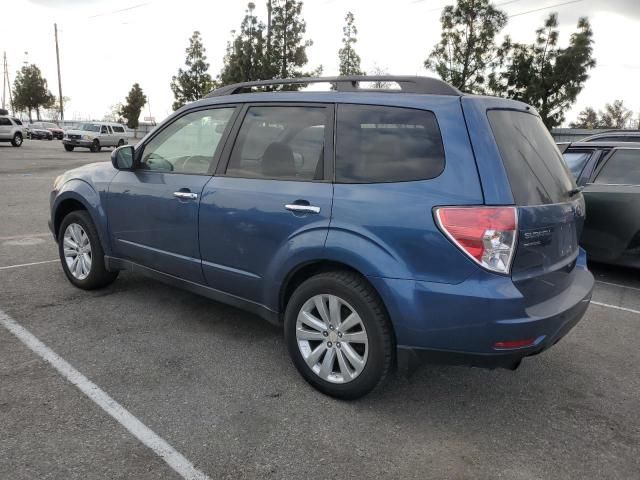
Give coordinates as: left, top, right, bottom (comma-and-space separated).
1, 0, 639, 126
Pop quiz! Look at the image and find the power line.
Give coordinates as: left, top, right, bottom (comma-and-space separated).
508, 0, 583, 18
88, 2, 151, 19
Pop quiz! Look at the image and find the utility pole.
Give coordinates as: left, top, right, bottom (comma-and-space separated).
2, 52, 14, 113
54, 23, 64, 121
267, 0, 272, 58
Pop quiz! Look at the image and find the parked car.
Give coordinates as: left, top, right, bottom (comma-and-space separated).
32, 121, 65, 140
49, 76, 594, 399
0, 114, 25, 146
581, 130, 640, 143
28, 124, 54, 140
562, 141, 640, 268
62, 122, 128, 152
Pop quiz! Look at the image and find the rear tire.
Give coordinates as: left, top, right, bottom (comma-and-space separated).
117, 139, 125, 147
284, 270, 394, 399
64, 144, 74, 152
58, 210, 118, 290
11, 133, 23, 147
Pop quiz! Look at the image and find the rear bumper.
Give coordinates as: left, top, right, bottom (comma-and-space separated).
368, 249, 594, 370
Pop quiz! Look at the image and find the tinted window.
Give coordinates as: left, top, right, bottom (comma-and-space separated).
488, 110, 574, 205
595, 149, 640, 185
112, 125, 125, 133
226, 106, 327, 180
562, 151, 593, 179
140, 108, 234, 174
0, 118, 11, 126
335, 105, 445, 183
12, 118, 22, 125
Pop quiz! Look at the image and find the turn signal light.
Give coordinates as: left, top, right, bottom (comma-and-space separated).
435, 206, 517, 274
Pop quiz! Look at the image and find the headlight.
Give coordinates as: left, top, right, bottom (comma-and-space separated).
83, 134, 93, 140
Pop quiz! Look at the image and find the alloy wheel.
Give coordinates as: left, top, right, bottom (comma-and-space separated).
295, 294, 369, 384
63, 223, 92, 280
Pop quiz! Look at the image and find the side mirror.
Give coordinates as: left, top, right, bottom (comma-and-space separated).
111, 145, 134, 170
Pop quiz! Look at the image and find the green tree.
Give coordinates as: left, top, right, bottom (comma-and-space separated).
266, 0, 314, 79
47, 95, 70, 121
569, 107, 599, 129
489, 14, 595, 129
425, 0, 507, 93
170, 31, 215, 110
599, 100, 632, 129
219, 3, 268, 86
338, 12, 364, 76
119, 83, 146, 130
13, 64, 55, 122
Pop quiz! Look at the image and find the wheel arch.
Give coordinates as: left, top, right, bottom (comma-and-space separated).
278, 260, 397, 346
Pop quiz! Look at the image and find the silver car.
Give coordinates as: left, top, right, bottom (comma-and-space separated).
63, 122, 128, 152
0, 115, 25, 147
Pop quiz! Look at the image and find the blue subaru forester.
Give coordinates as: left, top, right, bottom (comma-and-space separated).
50, 76, 594, 399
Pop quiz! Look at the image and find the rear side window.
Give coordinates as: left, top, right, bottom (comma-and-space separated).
562, 151, 593, 179
226, 106, 328, 181
488, 110, 574, 205
0, 118, 11, 126
335, 105, 445, 183
112, 125, 125, 133
595, 149, 640, 185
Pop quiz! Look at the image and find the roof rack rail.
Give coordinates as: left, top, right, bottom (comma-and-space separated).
206, 76, 461, 98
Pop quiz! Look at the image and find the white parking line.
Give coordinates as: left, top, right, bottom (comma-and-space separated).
0, 309, 211, 480
591, 301, 640, 316
595, 280, 640, 293
0, 260, 58, 270
0, 232, 51, 241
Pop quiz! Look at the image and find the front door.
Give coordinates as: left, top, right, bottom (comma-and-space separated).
107, 106, 237, 283
198, 104, 334, 304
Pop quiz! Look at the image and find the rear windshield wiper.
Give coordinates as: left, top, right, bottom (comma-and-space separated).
568, 186, 584, 197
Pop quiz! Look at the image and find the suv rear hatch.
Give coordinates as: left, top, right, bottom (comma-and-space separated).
486, 108, 585, 303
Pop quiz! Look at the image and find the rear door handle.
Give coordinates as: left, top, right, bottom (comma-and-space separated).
174, 191, 198, 200
285, 204, 320, 214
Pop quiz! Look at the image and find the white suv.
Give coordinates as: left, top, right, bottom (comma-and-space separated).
0, 115, 25, 147
63, 122, 128, 152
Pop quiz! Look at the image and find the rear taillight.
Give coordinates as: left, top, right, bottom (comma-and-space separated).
434, 206, 517, 274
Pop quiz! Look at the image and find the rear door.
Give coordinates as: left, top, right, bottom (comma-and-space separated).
582, 148, 640, 261
485, 109, 585, 301
198, 104, 334, 304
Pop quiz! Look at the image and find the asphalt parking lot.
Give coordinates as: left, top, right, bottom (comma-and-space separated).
1, 139, 639, 479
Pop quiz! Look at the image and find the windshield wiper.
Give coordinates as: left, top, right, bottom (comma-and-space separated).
568, 186, 584, 197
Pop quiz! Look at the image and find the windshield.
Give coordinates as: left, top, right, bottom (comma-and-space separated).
562, 151, 593, 179
78, 124, 101, 132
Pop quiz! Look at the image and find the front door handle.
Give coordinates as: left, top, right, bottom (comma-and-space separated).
285, 204, 320, 214
174, 191, 198, 200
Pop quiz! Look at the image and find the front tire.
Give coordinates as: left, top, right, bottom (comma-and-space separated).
90, 139, 101, 152
284, 270, 394, 399
58, 210, 118, 290
11, 133, 23, 147
64, 144, 74, 152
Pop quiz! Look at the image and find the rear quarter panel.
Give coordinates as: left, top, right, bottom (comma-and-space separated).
327, 95, 484, 284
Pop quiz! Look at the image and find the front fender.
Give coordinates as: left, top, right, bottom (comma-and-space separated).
52, 180, 112, 255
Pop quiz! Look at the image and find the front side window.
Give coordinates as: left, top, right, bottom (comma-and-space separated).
335, 105, 445, 183
226, 106, 328, 180
562, 151, 593, 179
595, 149, 640, 185
140, 107, 234, 174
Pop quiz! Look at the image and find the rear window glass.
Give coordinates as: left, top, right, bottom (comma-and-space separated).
335, 105, 445, 183
595, 149, 640, 185
562, 151, 593, 179
488, 110, 574, 205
